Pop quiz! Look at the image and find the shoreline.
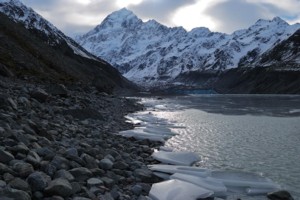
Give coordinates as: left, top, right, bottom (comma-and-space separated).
0, 77, 162, 200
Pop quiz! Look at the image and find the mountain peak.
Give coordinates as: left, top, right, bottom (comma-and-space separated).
271, 16, 288, 25
254, 17, 288, 27
107, 7, 137, 21
98, 8, 142, 30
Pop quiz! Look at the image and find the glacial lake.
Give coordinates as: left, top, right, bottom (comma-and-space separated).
140, 95, 300, 200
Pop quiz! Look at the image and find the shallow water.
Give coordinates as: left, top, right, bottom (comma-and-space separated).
141, 95, 300, 200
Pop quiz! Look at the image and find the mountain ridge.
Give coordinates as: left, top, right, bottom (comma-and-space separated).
0, 0, 136, 94
76, 8, 300, 88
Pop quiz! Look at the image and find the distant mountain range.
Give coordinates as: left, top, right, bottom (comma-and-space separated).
1, 0, 300, 94
76, 8, 300, 91
0, 0, 134, 94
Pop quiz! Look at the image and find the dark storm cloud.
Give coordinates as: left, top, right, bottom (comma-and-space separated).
128, 0, 197, 25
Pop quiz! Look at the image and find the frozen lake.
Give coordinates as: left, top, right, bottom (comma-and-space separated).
141, 95, 300, 199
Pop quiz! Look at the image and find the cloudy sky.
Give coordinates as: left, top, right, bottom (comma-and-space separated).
22, 0, 300, 37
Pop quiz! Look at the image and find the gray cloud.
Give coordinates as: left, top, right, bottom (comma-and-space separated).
23, 0, 119, 36
21, 0, 300, 37
204, 0, 269, 33
204, 0, 300, 33
128, 0, 197, 25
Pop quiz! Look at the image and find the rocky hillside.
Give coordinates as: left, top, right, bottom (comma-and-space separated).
76, 8, 300, 88
0, 0, 135, 94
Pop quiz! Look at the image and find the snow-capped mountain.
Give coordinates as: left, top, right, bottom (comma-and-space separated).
253, 29, 300, 69
76, 8, 300, 87
0, 0, 97, 60
0, 0, 135, 93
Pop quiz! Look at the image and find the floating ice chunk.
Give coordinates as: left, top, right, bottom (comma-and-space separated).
246, 187, 279, 195
149, 179, 213, 200
119, 129, 166, 142
210, 170, 281, 194
159, 146, 173, 152
170, 173, 227, 197
155, 104, 168, 110
124, 116, 143, 125
143, 126, 177, 136
148, 165, 211, 177
153, 172, 171, 180
152, 151, 201, 166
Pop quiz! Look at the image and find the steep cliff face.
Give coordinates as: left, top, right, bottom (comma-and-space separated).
0, 0, 135, 93
76, 8, 300, 88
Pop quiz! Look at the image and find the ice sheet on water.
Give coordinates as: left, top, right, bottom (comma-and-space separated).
153, 172, 171, 180
207, 170, 281, 195
170, 173, 227, 197
143, 126, 177, 136
119, 129, 166, 142
152, 151, 201, 166
210, 170, 281, 189
149, 164, 281, 198
148, 164, 211, 177
149, 179, 213, 200
159, 146, 173, 152
124, 115, 143, 125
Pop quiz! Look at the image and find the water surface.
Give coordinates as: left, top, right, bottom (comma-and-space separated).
141, 95, 300, 199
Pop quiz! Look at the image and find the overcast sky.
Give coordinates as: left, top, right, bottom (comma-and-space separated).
22, 0, 300, 37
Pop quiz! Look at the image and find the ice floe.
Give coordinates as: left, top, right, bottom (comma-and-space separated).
148, 165, 211, 178
149, 164, 281, 198
149, 179, 213, 200
118, 129, 166, 142
151, 151, 201, 166
170, 173, 227, 197
159, 146, 173, 152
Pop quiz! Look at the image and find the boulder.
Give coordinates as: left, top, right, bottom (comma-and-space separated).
8, 177, 30, 192
44, 178, 73, 197
69, 167, 93, 182
267, 190, 294, 200
12, 162, 34, 178
29, 88, 49, 102
54, 169, 75, 182
0, 149, 15, 164
99, 158, 113, 170
87, 178, 103, 187
0, 188, 31, 200
27, 171, 50, 191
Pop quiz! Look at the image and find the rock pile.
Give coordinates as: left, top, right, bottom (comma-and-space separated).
0, 77, 161, 200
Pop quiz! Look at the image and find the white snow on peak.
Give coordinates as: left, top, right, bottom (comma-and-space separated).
75, 10, 300, 87
0, 0, 96, 60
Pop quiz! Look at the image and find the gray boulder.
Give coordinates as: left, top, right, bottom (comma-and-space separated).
69, 167, 93, 182
0, 149, 15, 164
12, 162, 34, 178
30, 88, 49, 102
44, 178, 73, 197
99, 158, 113, 170
27, 171, 50, 191
267, 190, 294, 200
0, 188, 31, 200
8, 178, 30, 192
